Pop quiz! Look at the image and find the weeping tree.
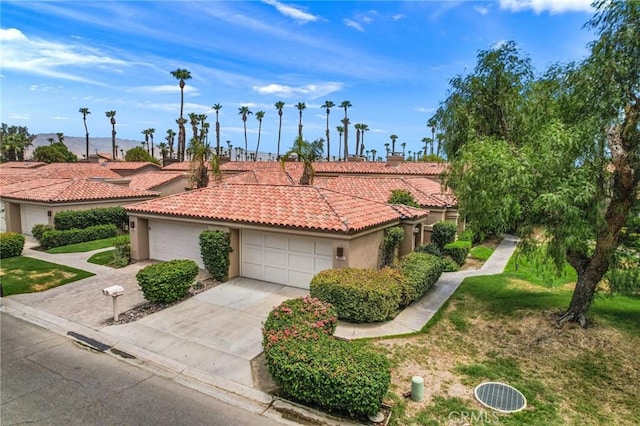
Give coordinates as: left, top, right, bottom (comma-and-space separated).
443, 0, 639, 327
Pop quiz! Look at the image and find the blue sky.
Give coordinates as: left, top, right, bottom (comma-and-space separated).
2, 0, 595, 160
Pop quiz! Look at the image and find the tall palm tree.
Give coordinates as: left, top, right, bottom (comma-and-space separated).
141, 129, 151, 153
148, 128, 156, 158
421, 137, 432, 158
175, 118, 187, 157
105, 111, 117, 159
321, 100, 335, 161
79, 107, 91, 160
188, 112, 199, 141
427, 116, 437, 155
212, 103, 222, 155
354, 123, 362, 158
340, 100, 351, 159
371, 149, 377, 162
158, 142, 168, 165
401, 142, 406, 158
170, 68, 192, 161
336, 125, 344, 161
274, 101, 285, 160
384, 142, 390, 156
389, 134, 398, 155
295, 102, 306, 139
361, 123, 369, 156
56, 132, 64, 143
165, 129, 176, 159
238, 106, 252, 161
254, 110, 265, 161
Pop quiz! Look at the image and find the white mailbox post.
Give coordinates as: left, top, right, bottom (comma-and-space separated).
102, 285, 125, 321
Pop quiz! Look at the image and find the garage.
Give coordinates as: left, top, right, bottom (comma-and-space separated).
20, 204, 50, 236
241, 230, 333, 289
148, 220, 209, 268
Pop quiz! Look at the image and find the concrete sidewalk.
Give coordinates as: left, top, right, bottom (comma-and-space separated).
2, 234, 519, 424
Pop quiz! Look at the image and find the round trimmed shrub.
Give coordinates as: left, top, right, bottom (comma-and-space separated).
432, 221, 457, 250
136, 259, 199, 303
263, 296, 391, 418
199, 230, 232, 281
0, 232, 25, 258
310, 268, 403, 323
443, 240, 472, 266
416, 242, 442, 257
31, 224, 53, 242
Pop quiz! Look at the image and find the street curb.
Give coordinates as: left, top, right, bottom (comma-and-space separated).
1, 298, 362, 425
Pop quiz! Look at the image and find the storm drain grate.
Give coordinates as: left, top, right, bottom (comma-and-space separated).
67, 331, 112, 352
474, 382, 526, 413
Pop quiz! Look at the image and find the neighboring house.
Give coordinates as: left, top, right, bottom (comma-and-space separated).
314, 176, 463, 241
126, 183, 428, 289
125, 171, 189, 196
104, 161, 162, 177
1, 178, 158, 235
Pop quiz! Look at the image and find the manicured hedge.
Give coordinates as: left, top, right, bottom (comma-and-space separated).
0, 232, 25, 258
262, 296, 390, 418
310, 268, 403, 323
54, 207, 128, 231
443, 240, 472, 266
393, 252, 444, 306
415, 242, 442, 257
39, 224, 118, 249
432, 221, 457, 249
31, 224, 53, 242
199, 230, 232, 281
136, 259, 199, 303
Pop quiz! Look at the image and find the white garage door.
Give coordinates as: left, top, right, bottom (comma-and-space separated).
241, 230, 333, 289
20, 205, 50, 236
148, 220, 208, 268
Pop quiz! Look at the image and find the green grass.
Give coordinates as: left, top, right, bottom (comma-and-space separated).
469, 245, 494, 261
504, 248, 577, 288
46, 235, 129, 254
87, 249, 115, 266
0, 256, 94, 295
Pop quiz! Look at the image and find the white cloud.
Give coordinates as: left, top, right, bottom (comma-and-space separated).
51, 116, 68, 120
133, 85, 199, 95
0, 28, 128, 84
492, 39, 509, 49
474, 6, 490, 15
343, 19, 364, 32
392, 14, 406, 21
10, 114, 31, 120
499, 0, 592, 14
252, 82, 343, 99
262, 0, 319, 23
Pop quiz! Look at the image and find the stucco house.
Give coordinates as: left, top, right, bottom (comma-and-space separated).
1, 178, 158, 235
126, 183, 428, 289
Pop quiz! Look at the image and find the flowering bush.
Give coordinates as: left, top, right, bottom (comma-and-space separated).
262, 296, 390, 418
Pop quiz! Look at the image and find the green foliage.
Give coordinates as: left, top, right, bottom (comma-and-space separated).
39, 224, 117, 249
54, 207, 128, 231
388, 189, 420, 208
469, 245, 494, 262
124, 146, 160, 164
31, 224, 53, 242
441, 256, 460, 272
393, 252, 444, 306
0, 256, 94, 295
415, 242, 442, 257
432, 221, 457, 250
199, 230, 232, 281
382, 226, 405, 266
1, 123, 36, 162
0, 232, 25, 258
112, 235, 131, 267
32, 142, 77, 163
136, 259, 199, 303
443, 240, 472, 266
281, 136, 324, 185
262, 296, 390, 418
457, 229, 475, 242
310, 268, 403, 322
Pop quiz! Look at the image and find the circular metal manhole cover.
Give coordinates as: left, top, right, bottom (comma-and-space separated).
474, 382, 527, 413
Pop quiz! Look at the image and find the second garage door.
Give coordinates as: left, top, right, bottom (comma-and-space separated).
149, 220, 208, 268
20, 204, 50, 236
241, 230, 333, 289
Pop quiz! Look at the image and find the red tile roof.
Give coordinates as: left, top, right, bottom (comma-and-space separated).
23, 163, 124, 179
314, 176, 457, 208
126, 183, 427, 233
127, 171, 186, 190
220, 170, 295, 185
0, 161, 47, 169
1, 178, 158, 203
104, 161, 162, 171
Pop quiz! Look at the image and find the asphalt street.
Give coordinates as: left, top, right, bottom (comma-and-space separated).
0, 312, 284, 426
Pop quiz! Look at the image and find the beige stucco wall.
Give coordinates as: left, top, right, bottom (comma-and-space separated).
130, 216, 149, 260
153, 176, 189, 196
342, 229, 385, 269
3, 201, 22, 233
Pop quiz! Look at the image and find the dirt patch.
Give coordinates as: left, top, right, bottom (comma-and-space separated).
459, 257, 483, 271
251, 352, 280, 394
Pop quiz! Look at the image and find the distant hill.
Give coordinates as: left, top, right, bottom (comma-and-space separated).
30, 134, 145, 159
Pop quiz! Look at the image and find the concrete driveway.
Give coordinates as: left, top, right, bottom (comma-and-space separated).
101, 278, 307, 387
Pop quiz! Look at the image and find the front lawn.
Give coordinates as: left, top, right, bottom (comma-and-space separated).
376, 253, 640, 425
87, 249, 116, 266
46, 235, 129, 254
0, 256, 95, 295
